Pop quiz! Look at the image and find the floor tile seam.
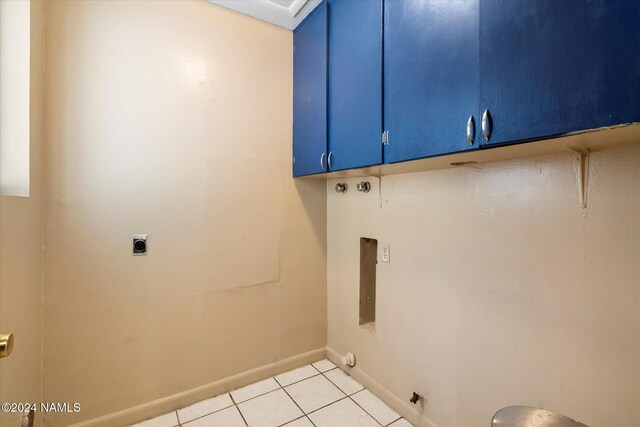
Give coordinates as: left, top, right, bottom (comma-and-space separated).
273, 375, 309, 425
303, 396, 350, 417
346, 394, 385, 427
279, 372, 325, 388
320, 369, 363, 398
176, 396, 236, 425
230, 392, 249, 426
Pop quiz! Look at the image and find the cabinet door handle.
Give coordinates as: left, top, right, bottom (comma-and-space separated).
328, 152, 333, 170
320, 153, 326, 170
466, 115, 475, 145
482, 109, 492, 141
0, 333, 14, 358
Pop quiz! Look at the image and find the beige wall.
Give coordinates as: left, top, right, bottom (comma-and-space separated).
43, 1, 325, 425
327, 144, 640, 427
0, 1, 45, 425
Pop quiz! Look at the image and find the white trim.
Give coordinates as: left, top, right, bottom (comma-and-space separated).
207, 0, 322, 30
69, 348, 326, 427
289, 0, 307, 17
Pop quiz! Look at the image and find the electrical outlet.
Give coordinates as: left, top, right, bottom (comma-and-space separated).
381, 244, 390, 263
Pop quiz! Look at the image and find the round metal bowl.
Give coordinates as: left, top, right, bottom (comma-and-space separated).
492, 406, 588, 427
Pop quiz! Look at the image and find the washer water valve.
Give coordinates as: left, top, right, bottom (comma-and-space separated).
410, 392, 424, 404
356, 182, 371, 193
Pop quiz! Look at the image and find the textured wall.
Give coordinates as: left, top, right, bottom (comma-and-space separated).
43, 1, 326, 424
327, 144, 640, 427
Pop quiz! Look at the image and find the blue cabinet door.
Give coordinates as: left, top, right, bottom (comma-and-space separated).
328, 0, 383, 171
384, 0, 480, 164
293, 2, 328, 177
480, 0, 640, 147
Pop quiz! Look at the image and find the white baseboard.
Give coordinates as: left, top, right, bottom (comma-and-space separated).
326, 347, 441, 427
69, 348, 326, 427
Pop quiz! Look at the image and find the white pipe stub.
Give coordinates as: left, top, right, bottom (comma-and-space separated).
341, 352, 356, 367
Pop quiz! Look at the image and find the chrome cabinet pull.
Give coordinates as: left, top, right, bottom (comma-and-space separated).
482, 109, 491, 141
466, 115, 475, 145
320, 152, 326, 170
328, 151, 333, 170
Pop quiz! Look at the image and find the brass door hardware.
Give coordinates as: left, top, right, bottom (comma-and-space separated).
0, 333, 14, 358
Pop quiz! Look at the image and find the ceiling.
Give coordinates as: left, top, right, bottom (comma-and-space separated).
270, 0, 295, 7
207, 0, 323, 30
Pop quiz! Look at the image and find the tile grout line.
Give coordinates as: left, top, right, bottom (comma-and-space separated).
278, 414, 309, 427
273, 375, 317, 427
311, 363, 338, 375
385, 416, 403, 426
281, 363, 401, 427
272, 363, 342, 426
304, 362, 325, 426
277, 371, 325, 389
346, 393, 385, 427
319, 368, 388, 427
229, 393, 249, 427
319, 367, 361, 398
298, 363, 349, 424
282, 363, 349, 422
349, 392, 403, 427
303, 396, 350, 418
174, 397, 235, 425
295, 362, 384, 423
234, 370, 326, 406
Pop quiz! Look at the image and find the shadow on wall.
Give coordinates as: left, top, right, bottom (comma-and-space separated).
294, 178, 328, 245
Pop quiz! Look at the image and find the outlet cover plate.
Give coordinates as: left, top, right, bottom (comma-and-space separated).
381, 244, 390, 263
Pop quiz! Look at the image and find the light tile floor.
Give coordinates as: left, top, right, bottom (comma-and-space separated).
132, 359, 413, 427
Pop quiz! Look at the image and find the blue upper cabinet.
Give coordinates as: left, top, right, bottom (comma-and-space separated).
293, 0, 640, 176
384, 0, 480, 164
480, 0, 640, 147
328, 0, 383, 171
293, 2, 328, 177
